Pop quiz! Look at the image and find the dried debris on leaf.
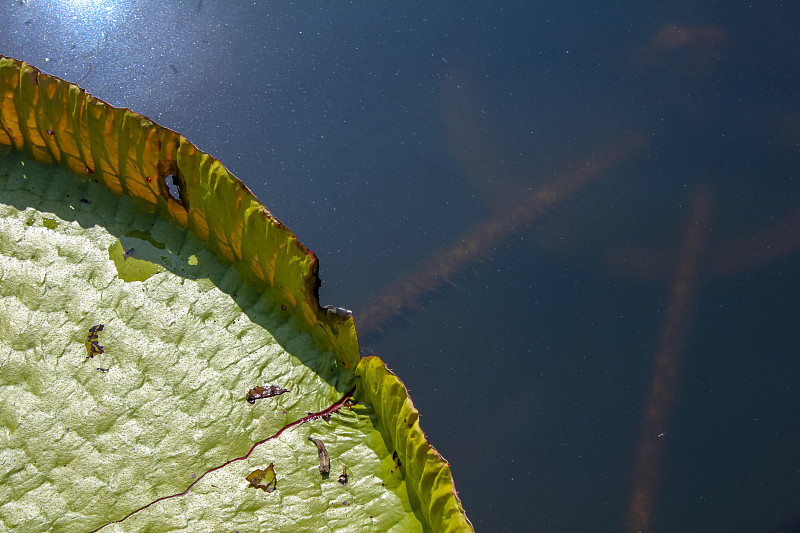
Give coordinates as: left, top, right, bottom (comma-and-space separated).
246, 463, 277, 493
246, 385, 289, 404
338, 465, 349, 486
308, 437, 330, 474
85, 324, 104, 358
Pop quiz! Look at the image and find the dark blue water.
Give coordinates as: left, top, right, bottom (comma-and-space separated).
2, 2, 799, 531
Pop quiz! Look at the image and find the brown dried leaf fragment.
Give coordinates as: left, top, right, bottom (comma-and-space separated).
246, 385, 289, 404
308, 436, 330, 474
246, 463, 277, 493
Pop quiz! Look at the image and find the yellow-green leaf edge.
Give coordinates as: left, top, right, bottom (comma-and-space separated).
0, 56, 472, 532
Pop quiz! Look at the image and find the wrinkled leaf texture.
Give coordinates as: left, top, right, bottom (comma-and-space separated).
0, 56, 471, 533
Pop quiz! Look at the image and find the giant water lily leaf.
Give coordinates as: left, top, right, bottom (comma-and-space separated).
0, 56, 471, 532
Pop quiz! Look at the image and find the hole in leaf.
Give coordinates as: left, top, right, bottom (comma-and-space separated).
165, 174, 181, 200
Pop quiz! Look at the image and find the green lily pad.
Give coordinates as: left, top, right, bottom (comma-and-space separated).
0, 56, 471, 531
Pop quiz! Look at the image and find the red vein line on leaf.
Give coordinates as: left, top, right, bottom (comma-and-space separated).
89, 386, 356, 533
